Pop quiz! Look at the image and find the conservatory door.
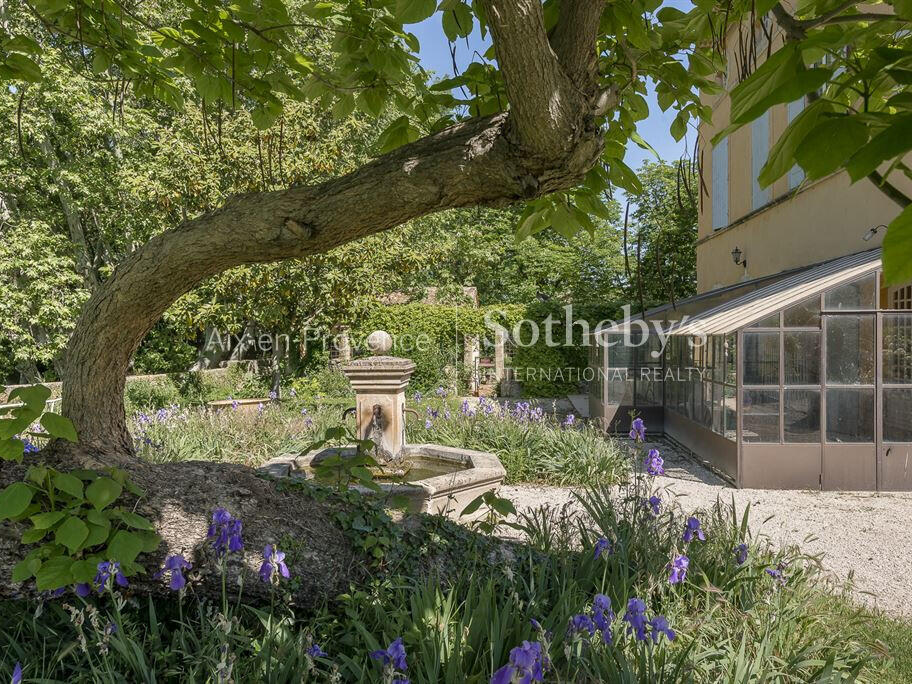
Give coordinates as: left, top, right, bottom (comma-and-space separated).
880, 313, 912, 490
822, 313, 877, 490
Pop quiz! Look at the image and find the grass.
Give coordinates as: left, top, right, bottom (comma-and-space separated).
844, 602, 912, 683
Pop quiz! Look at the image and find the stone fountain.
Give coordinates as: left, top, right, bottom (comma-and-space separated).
258, 331, 505, 517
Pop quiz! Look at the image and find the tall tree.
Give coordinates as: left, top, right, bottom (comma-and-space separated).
625, 159, 698, 311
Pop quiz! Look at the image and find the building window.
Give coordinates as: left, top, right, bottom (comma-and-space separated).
751, 111, 770, 210
712, 138, 728, 230
890, 284, 912, 309
787, 98, 805, 189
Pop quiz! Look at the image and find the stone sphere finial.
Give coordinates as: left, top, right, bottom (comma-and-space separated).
366, 330, 393, 355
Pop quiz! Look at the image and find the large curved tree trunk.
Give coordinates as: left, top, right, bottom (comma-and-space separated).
56, 0, 611, 460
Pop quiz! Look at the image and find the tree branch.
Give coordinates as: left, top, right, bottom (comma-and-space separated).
479, 0, 593, 159
550, 0, 606, 93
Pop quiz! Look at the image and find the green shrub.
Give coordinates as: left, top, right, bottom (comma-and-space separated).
290, 367, 353, 400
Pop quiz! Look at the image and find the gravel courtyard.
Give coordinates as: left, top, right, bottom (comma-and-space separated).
502, 438, 912, 618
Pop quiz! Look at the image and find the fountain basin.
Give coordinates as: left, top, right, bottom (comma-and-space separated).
259, 444, 506, 517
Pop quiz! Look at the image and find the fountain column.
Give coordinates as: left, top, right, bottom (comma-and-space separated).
340, 330, 415, 461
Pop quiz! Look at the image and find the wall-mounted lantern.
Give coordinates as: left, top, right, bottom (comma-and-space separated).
731, 246, 747, 268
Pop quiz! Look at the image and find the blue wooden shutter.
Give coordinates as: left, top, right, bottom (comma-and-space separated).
787, 98, 805, 189
751, 111, 770, 210
712, 138, 729, 230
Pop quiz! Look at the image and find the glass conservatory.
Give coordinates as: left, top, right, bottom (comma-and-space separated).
589, 249, 912, 491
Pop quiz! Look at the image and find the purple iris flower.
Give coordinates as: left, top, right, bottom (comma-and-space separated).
594, 537, 612, 559
682, 516, 706, 543
490, 640, 546, 684
370, 636, 407, 671
649, 615, 676, 643
74, 583, 92, 597
592, 594, 615, 643
307, 643, 327, 658
646, 495, 661, 516
12, 662, 22, 684
268, 390, 278, 401
668, 554, 689, 584
623, 598, 649, 641
735, 543, 749, 565
644, 449, 665, 476
93, 561, 128, 592
259, 545, 290, 583
766, 562, 788, 586
154, 554, 192, 591
629, 417, 646, 441
568, 613, 596, 636
424, 419, 433, 429
562, 413, 576, 427
208, 508, 243, 557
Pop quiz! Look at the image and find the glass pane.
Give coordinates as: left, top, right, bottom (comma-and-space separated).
884, 389, 912, 442
783, 389, 820, 442
883, 314, 912, 384
712, 336, 724, 381
825, 316, 875, 384
712, 382, 723, 434
636, 335, 662, 367
723, 384, 737, 440
824, 275, 876, 310
826, 388, 874, 442
784, 331, 820, 384
690, 379, 702, 421
783, 297, 821, 327
724, 334, 737, 385
743, 332, 779, 385
742, 389, 779, 442
701, 382, 713, 428
607, 337, 634, 369
749, 312, 780, 328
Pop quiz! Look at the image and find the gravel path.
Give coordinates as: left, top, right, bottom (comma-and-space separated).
501, 438, 912, 618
